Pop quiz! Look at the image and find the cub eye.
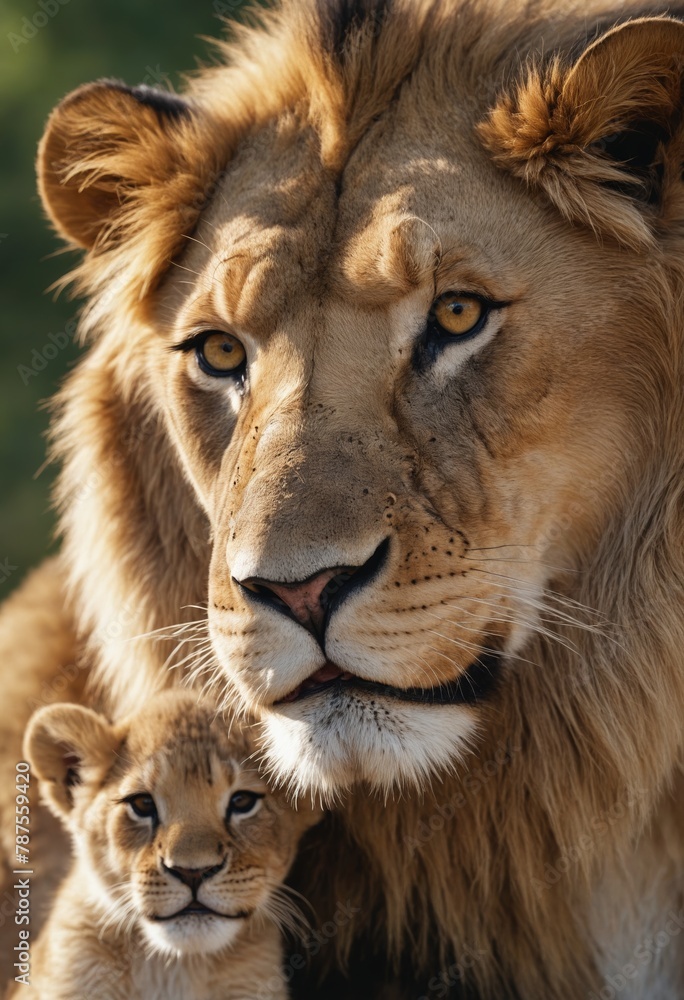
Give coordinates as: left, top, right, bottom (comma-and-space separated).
430, 293, 486, 338
228, 791, 263, 817
196, 331, 246, 377
125, 794, 158, 820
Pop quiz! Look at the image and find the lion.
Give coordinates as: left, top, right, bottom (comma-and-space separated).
1, 0, 684, 997
8, 691, 319, 1000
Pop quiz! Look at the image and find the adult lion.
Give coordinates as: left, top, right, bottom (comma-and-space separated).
1, 0, 684, 996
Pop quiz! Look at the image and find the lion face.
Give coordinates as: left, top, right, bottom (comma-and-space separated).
26, 694, 319, 955
150, 99, 667, 797
38, 10, 684, 799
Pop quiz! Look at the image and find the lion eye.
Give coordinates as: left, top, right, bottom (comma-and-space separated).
228, 791, 263, 816
430, 293, 486, 338
125, 793, 158, 820
196, 331, 246, 377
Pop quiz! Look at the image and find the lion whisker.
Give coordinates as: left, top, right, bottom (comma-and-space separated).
469, 567, 608, 617
168, 260, 204, 278
470, 556, 581, 574
468, 571, 613, 629
126, 617, 209, 643
427, 603, 582, 656
259, 885, 310, 940
468, 544, 538, 552
424, 631, 542, 671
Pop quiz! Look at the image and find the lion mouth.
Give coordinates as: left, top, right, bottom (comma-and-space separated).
152, 901, 252, 921
276, 653, 502, 707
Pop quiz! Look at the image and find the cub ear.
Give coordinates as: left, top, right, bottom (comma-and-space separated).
37, 79, 193, 250
478, 17, 684, 249
24, 704, 119, 818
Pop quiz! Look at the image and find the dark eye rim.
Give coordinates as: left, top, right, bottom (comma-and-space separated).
227, 790, 264, 817
170, 329, 247, 380
427, 292, 507, 343
122, 792, 158, 820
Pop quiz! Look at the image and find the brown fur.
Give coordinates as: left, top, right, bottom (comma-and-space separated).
2, 1, 684, 997
10, 692, 319, 1000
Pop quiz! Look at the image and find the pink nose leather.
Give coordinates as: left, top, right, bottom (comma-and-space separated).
260, 569, 341, 631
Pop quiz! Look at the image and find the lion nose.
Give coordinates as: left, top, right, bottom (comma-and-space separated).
240, 567, 352, 634
236, 538, 390, 637
163, 859, 225, 891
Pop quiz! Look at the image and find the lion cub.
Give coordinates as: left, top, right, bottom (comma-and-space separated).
15, 691, 320, 1000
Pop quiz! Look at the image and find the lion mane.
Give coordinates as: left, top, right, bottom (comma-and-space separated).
1, 1, 684, 997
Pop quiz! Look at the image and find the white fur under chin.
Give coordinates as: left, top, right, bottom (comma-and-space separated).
142, 914, 244, 957
259, 688, 477, 802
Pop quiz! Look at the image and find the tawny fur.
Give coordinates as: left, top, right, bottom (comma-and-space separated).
9, 692, 318, 1000
2, 1, 684, 998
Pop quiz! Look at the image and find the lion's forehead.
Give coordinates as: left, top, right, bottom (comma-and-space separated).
188, 123, 544, 332
118, 741, 257, 790
109, 702, 262, 805
186, 119, 338, 331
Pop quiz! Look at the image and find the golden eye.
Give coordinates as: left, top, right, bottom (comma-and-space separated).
431, 293, 485, 337
197, 331, 246, 377
125, 793, 158, 820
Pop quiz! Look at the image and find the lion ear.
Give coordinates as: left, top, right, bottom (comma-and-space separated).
478, 17, 684, 249
37, 79, 193, 250
24, 704, 119, 818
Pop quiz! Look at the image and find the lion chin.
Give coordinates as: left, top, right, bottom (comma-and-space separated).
242, 653, 504, 797
141, 912, 246, 958
259, 687, 478, 799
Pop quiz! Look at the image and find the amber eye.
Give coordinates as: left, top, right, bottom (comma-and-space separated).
228, 790, 263, 817
430, 293, 486, 338
196, 331, 246, 377
125, 793, 158, 820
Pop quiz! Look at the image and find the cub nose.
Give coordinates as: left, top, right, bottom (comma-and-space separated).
163, 860, 225, 891
236, 538, 390, 637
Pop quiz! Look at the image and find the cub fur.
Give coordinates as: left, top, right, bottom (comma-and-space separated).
11, 691, 320, 1000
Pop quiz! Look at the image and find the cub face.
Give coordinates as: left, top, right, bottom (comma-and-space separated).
25, 691, 321, 956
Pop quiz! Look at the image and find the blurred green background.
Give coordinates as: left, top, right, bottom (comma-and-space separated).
0, 0, 247, 599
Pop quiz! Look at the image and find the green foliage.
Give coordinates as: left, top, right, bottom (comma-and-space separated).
0, 0, 244, 596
